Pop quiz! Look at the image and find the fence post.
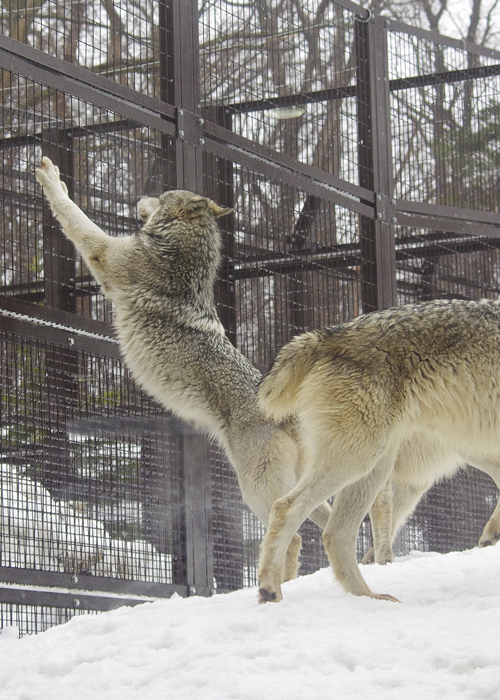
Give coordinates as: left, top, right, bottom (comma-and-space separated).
42, 128, 76, 313
355, 14, 397, 312
40, 129, 79, 501
159, 0, 214, 596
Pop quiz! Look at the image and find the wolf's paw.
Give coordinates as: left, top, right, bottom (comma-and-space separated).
35, 157, 68, 195
361, 546, 375, 564
478, 525, 500, 548
371, 592, 400, 603
258, 586, 283, 604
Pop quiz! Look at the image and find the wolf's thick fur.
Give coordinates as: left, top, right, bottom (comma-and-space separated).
361, 431, 500, 565
35, 157, 330, 581
257, 299, 500, 602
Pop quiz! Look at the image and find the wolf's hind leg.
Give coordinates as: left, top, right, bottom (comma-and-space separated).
283, 533, 302, 582
363, 480, 393, 565
467, 458, 500, 548
363, 481, 429, 564
323, 454, 400, 602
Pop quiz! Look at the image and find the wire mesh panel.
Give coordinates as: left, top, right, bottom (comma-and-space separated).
406, 470, 500, 555
0, 603, 97, 638
230, 165, 362, 357
199, 0, 361, 186
396, 225, 500, 304
0, 0, 165, 98
388, 29, 500, 211
0, 72, 175, 323
210, 444, 245, 591
1, 329, 184, 584
2, 0, 500, 635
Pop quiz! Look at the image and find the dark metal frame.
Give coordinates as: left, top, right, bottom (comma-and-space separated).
1, 0, 500, 620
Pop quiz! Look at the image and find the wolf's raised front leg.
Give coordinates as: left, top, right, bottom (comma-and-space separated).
35, 157, 114, 277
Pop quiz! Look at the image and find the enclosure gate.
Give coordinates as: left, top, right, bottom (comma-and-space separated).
1, 0, 500, 634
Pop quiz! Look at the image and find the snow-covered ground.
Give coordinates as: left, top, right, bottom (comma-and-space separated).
1, 545, 499, 700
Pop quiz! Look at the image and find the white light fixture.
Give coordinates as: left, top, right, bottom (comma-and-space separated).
268, 106, 306, 120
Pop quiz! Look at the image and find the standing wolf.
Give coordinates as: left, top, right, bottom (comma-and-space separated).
35, 157, 330, 581
257, 299, 500, 603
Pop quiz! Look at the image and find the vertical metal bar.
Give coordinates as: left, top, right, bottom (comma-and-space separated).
42, 128, 76, 312
202, 106, 236, 345
158, 0, 177, 191
182, 428, 214, 596
164, 0, 214, 596
171, 0, 203, 193
201, 111, 242, 590
158, 0, 175, 107
355, 15, 396, 312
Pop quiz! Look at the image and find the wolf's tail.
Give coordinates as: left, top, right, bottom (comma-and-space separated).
258, 331, 321, 422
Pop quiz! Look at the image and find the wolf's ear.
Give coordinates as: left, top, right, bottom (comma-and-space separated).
138, 196, 160, 222
180, 198, 210, 220
209, 202, 234, 219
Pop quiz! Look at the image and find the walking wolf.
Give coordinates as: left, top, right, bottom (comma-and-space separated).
257, 300, 500, 602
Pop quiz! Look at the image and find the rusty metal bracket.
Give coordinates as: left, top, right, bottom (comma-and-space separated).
177, 108, 205, 146
375, 193, 397, 224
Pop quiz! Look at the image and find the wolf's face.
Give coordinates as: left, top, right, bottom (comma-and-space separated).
137, 191, 232, 228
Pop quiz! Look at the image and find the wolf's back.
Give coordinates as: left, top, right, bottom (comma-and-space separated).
258, 331, 322, 422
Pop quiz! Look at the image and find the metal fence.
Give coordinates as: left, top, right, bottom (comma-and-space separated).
1, 0, 500, 635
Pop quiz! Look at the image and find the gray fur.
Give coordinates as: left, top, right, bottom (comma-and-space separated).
35, 158, 330, 582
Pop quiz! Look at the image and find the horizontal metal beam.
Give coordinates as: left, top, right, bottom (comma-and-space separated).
386, 16, 500, 62
397, 213, 500, 239
204, 126, 375, 215
333, 0, 371, 20
0, 585, 158, 612
396, 235, 500, 259
0, 296, 121, 358
232, 233, 500, 280
0, 36, 176, 137
233, 245, 360, 279
204, 120, 375, 202
0, 565, 184, 599
389, 62, 500, 93
0, 118, 142, 151
396, 199, 500, 226
228, 61, 500, 114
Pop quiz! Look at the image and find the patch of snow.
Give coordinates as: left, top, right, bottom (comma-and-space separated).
1, 546, 500, 699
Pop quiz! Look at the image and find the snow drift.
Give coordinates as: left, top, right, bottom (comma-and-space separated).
1, 545, 500, 700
